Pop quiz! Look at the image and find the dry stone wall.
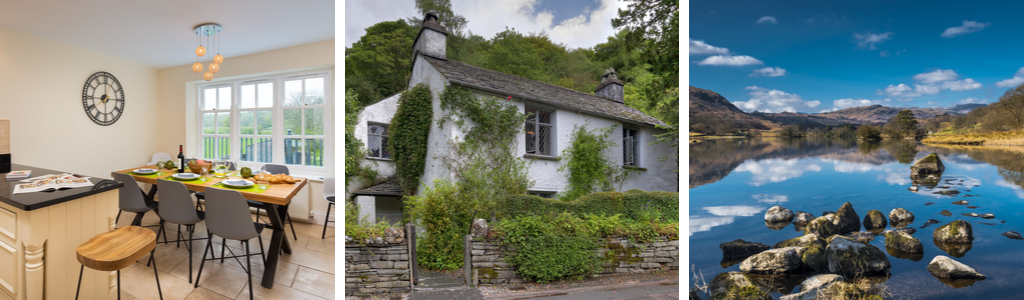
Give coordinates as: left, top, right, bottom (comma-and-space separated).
345, 241, 412, 296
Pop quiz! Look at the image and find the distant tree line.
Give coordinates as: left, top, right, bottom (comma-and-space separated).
922, 83, 1024, 134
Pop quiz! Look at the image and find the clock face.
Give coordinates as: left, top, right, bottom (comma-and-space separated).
81, 71, 125, 126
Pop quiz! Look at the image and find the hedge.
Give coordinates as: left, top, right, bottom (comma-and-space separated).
497, 189, 678, 222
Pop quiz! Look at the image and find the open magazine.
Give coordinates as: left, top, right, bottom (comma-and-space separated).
13, 173, 94, 194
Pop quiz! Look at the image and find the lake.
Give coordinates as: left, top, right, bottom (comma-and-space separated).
689, 137, 1024, 299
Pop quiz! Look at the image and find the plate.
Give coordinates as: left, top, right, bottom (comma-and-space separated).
172, 173, 200, 181
133, 168, 157, 175
221, 179, 254, 188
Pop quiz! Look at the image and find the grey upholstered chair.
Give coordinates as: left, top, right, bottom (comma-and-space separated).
196, 187, 266, 300
113, 173, 159, 226
193, 160, 237, 210
156, 179, 206, 283
251, 164, 297, 240
321, 176, 335, 239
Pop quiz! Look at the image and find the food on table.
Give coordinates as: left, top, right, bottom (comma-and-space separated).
240, 167, 253, 178
254, 173, 296, 184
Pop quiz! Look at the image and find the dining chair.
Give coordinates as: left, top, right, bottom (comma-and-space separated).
112, 173, 159, 226
196, 187, 266, 300
321, 176, 335, 239
155, 179, 206, 283
148, 152, 172, 165
75, 226, 162, 300
193, 160, 237, 210
251, 164, 297, 240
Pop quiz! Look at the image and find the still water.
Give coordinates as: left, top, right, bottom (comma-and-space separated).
689, 137, 1024, 299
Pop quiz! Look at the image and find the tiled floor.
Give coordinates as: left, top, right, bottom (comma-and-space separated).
115, 204, 336, 300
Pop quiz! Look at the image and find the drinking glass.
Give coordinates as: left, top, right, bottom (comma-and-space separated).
256, 175, 269, 190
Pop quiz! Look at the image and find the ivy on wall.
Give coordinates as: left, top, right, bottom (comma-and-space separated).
388, 84, 434, 195
558, 125, 635, 201
344, 91, 379, 191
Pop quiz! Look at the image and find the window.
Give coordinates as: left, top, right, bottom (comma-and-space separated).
623, 128, 639, 167
367, 123, 390, 159
528, 191, 556, 198
525, 107, 553, 156
197, 70, 333, 175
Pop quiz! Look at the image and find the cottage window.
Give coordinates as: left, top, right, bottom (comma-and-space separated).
623, 127, 640, 167
525, 107, 553, 156
367, 123, 390, 159
528, 191, 556, 198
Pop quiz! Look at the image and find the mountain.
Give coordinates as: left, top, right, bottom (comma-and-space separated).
949, 103, 987, 114
756, 104, 986, 127
689, 86, 779, 134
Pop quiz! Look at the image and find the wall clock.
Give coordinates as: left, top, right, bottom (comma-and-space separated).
81, 71, 125, 126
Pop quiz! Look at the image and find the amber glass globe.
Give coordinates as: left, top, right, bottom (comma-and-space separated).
213, 54, 224, 64
196, 46, 206, 56
192, 62, 203, 73
209, 63, 220, 74
203, 71, 214, 81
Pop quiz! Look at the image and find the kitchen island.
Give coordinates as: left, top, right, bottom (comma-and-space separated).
0, 164, 123, 300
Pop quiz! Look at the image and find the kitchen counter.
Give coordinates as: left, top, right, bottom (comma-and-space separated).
0, 164, 122, 211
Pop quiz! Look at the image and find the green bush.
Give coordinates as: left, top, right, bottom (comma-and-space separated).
559, 125, 618, 201
344, 201, 392, 244
498, 190, 678, 222
389, 84, 434, 195
404, 180, 478, 270
496, 213, 603, 282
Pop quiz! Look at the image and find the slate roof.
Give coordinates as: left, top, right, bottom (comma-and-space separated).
421, 56, 668, 127
352, 179, 404, 197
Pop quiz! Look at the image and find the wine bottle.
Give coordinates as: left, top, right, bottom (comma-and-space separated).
178, 145, 186, 173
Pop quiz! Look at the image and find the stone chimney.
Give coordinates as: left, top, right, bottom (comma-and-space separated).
594, 68, 624, 103
413, 11, 448, 60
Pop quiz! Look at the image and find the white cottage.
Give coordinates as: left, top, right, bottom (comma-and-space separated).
349, 12, 678, 223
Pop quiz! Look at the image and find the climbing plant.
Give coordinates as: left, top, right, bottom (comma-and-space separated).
558, 125, 634, 201
344, 91, 379, 191
388, 84, 434, 195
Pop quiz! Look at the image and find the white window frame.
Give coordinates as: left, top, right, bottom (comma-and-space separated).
366, 122, 391, 160
524, 106, 556, 157
623, 126, 641, 167
199, 84, 233, 161
237, 80, 275, 164
195, 69, 334, 177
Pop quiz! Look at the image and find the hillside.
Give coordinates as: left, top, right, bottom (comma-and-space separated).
756, 104, 986, 127
689, 86, 779, 134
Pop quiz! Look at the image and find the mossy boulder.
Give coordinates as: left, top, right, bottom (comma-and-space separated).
911, 153, 945, 177
934, 241, 972, 258
884, 230, 923, 254
825, 236, 891, 277
774, 233, 825, 249
804, 215, 840, 238
740, 247, 806, 274
862, 210, 887, 231
708, 272, 770, 300
833, 202, 861, 233
801, 242, 828, 273
940, 210, 952, 216
765, 205, 795, 223
889, 208, 915, 228
934, 220, 973, 244
927, 255, 986, 279
720, 239, 770, 260
779, 274, 844, 300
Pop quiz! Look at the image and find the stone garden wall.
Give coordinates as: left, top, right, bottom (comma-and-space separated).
470, 236, 679, 284
345, 238, 412, 295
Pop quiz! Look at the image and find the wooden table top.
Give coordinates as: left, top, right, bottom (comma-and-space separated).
112, 166, 307, 206
76, 226, 156, 271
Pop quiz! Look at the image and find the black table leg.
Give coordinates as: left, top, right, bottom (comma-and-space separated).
261, 203, 292, 289
145, 185, 158, 201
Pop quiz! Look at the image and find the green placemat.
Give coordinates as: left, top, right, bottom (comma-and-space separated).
128, 171, 166, 178
211, 182, 267, 194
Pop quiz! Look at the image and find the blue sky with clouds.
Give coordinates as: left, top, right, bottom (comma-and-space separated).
690, 0, 1024, 113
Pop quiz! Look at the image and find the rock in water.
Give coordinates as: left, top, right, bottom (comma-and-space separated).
765, 206, 795, 223
775, 234, 825, 249
708, 272, 769, 299
885, 227, 917, 235
920, 219, 941, 229
804, 215, 840, 238
885, 230, 923, 254
934, 220, 974, 244
889, 208, 915, 228
794, 211, 815, 226
980, 213, 995, 219
720, 239, 770, 259
833, 202, 861, 233
911, 153, 945, 177
779, 274, 844, 300
802, 242, 828, 274
951, 200, 968, 205
740, 247, 806, 274
940, 210, 953, 216
825, 235, 891, 277
863, 209, 887, 231
1002, 231, 1023, 240
927, 255, 986, 279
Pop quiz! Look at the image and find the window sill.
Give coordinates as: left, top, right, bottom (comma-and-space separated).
622, 165, 647, 171
365, 157, 393, 162
523, 154, 559, 161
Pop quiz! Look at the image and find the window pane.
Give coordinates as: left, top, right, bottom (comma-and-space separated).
538, 110, 551, 124
239, 136, 254, 162
202, 113, 215, 134
256, 110, 273, 135
203, 137, 216, 159
239, 111, 254, 134
257, 137, 273, 163
538, 124, 551, 155
304, 107, 324, 135
240, 85, 255, 108
525, 123, 536, 154
305, 78, 324, 105
284, 138, 302, 164
216, 137, 231, 160
283, 109, 302, 135
257, 83, 274, 108
218, 87, 231, 109
284, 80, 302, 106
305, 138, 324, 166
203, 89, 216, 110
217, 112, 230, 135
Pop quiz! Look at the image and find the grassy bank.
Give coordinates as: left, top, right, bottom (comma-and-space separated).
922, 130, 1024, 146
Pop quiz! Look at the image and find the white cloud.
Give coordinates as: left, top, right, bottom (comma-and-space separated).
733, 86, 821, 113
704, 205, 765, 217
995, 67, 1024, 88
877, 84, 920, 98
878, 172, 910, 185
752, 194, 788, 204
957, 97, 988, 105
734, 158, 822, 186
927, 101, 938, 106
750, 66, 787, 77
689, 39, 730, 55
942, 78, 982, 91
832, 161, 878, 173
941, 20, 991, 38
915, 84, 941, 95
833, 98, 883, 110
913, 69, 959, 84
854, 31, 893, 50
698, 55, 764, 66
756, 16, 778, 24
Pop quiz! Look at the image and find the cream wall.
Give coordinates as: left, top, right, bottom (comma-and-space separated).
0, 25, 160, 178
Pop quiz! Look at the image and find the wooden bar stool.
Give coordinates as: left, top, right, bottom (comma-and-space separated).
75, 226, 163, 300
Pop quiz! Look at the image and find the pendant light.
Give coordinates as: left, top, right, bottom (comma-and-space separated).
193, 23, 223, 81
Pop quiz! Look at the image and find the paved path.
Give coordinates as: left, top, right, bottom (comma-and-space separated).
408, 270, 484, 300
484, 278, 678, 300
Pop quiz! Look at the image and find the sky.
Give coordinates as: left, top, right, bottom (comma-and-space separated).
345, 0, 626, 50
690, 0, 1024, 114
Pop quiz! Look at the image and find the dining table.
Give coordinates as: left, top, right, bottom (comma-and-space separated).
112, 165, 307, 289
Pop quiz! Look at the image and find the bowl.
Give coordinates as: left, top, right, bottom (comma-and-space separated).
187, 162, 213, 174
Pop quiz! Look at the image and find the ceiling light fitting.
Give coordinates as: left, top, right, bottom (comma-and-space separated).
192, 23, 224, 81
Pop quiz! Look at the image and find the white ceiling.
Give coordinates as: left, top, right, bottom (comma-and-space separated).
0, 0, 335, 68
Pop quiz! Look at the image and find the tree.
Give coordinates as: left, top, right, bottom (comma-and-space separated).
857, 124, 882, 141
889, 109, 920, 138
345, 20, 419, 106
413, 0, 468, 36
998, 84, 1024, 130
